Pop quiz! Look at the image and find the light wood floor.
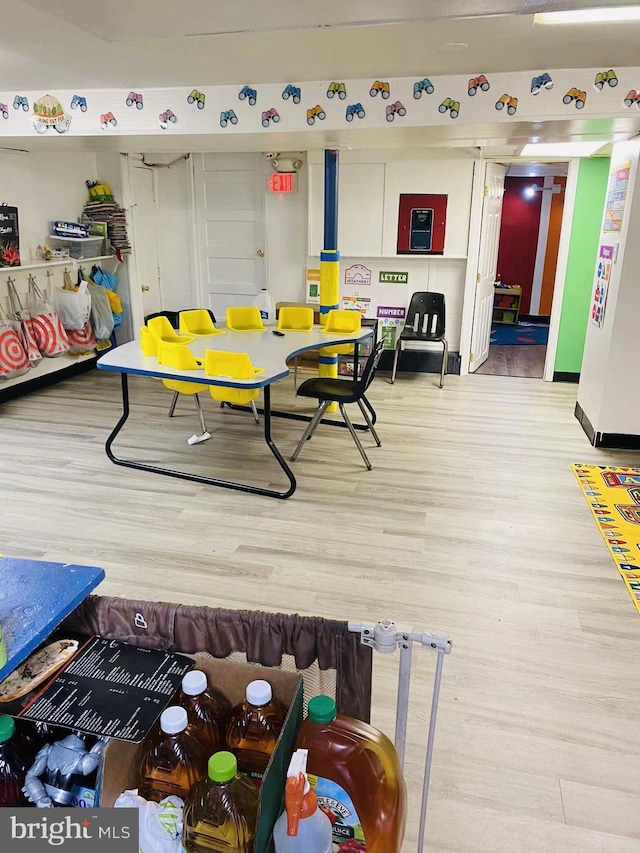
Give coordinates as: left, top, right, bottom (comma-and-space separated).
1, 369, 639, 852
476, 344, 547, 377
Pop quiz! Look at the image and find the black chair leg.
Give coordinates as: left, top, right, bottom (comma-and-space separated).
440, 339, 448, 388
357, 399, 381, 446
339, 403, 372, 470
391, 343, 401, 383
168, 391, 179, 417
291, 400, 330, 461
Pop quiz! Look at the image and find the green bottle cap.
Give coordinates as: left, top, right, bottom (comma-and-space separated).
0, 715, 16, 743
208, 751, 237, 783
308, 695, 337, 724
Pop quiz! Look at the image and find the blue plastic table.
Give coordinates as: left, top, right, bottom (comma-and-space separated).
0, 557, 105, 682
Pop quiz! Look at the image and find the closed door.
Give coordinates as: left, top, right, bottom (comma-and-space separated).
469, 163, 506, 372
129, 164, 161, 318
194, 153, 265, 319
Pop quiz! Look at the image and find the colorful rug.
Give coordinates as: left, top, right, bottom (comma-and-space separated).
490, 322, 549, 346
573, 464, 640, 613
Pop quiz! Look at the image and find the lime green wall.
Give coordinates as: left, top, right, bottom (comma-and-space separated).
554, 158, 610, 374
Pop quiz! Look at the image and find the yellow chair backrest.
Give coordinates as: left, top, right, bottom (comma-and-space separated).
278, 306, 314, 331
322, 309, 361, 334
148, 315, 195, 345
204, 349, 264, 405
179, 309, 220, 336
140, 326, 157, 356
226, 305, 265, 331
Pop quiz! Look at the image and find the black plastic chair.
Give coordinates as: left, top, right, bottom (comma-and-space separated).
391, 292, 448, 387
291, 339, 384, 470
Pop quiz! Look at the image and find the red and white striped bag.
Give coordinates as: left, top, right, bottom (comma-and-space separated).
26, 274, 70, 358
7, 277, 42, 366
0, 302, 30, 380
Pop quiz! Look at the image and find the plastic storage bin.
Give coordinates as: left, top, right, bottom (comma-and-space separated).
48, 235, 105, 260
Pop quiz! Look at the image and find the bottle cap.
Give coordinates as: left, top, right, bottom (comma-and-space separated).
160, 706, 188, 734
182, 670, 207, 697
307, 695, 337, 724
246, 679, 272, 706
0, 715, 15, 743
208, 751, 237, 783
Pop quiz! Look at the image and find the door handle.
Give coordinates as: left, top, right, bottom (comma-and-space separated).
141, 285, 150, 292
257, 249, 264, 258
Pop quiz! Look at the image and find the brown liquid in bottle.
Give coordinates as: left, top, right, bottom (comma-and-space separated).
138, 706, 208, 803
226, 679, 283, 786
296, 695, 406, 853
179, 671, 231, 757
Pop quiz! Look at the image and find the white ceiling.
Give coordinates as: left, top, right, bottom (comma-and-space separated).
2, 1, 640, 89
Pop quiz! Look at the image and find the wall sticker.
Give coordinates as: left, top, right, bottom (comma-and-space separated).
563, 87, 586, 108
0, 103, 8, 120
306, 105, 325, 125
531, 73, 553, 94
594, 70, 618, 90
282, 85, 301, 104
346, 103, 365, 121
187, 89, 205, 109
32, 96, 71, 134
385, 101, 406, 122
327, 82, 347, 99
344, 264, 372, 286
438, 98, 459, 118
100, 112, 117, 129
413, 78, 434, 99
495, 94, 518, 115
261, 107, 279, 127
468, 75, 490, 96
126, 92, 143, 109
622, 89, 640, 108
13, 96, 28, 112
159, 109, 177, 129
238, 86, 257, 105
71, 95, 87, 112
219, 109, 238, 127
370, 81, 390, 99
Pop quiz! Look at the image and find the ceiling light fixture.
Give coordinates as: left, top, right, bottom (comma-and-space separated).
535, 6, 640, 24
520, 141, 608, 157
524, 186, 537, 199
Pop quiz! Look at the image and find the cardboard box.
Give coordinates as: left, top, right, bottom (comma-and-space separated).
98, 655, 303, 853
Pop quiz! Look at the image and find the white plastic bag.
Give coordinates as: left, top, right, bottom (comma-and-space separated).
88, 280, 115, 343
114, 791, 184, 853
55, 280, 92, 331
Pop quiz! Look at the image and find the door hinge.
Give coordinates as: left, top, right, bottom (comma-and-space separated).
483, 185, 488, 197
469, 352, 474, 362
476, 273, 481, 282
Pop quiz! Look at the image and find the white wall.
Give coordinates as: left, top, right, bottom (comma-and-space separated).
265, 156, 308, 305
307, 149, 475, 350
577, 138, 640, 435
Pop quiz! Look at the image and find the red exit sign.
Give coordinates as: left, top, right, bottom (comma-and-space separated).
268, 172, 294, 193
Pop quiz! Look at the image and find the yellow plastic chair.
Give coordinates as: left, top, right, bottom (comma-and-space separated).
157, 341, 211, 444
278, 306, 314, 387
148, 315, 195, 345
226, 305, 266, 332
204, 349, 265, 423
140, 326, 158, 357
320, 309, 361, 355
179, 309, 224, 337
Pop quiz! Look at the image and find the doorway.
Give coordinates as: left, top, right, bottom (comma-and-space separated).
470, 162, 568, 378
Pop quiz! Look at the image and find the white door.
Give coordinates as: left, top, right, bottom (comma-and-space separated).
469, 163, 506, 372
129, 164, 161, 319
193, 153, 265, 320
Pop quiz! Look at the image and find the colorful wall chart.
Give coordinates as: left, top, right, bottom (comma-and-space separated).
603, 160, 631, 232
590, 243, 613, 327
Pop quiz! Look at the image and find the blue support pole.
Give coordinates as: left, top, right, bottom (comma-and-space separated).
319, 150, 340, 405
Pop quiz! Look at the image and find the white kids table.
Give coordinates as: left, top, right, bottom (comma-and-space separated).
97, 325, 373, 499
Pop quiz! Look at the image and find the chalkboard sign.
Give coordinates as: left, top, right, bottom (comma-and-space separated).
0, 204, 20, 267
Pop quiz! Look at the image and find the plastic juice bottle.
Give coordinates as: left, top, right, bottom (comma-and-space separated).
273, 748, 333, 853
0, 715, 29, 807
226, 679, 284, 786
182, 751, 259, 853
179, 670, 231, 756
296, 695, 407, 853
253, 288, 275, 325
138, 706, 208, 803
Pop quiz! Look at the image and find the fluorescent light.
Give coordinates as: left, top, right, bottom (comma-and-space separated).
520, 141, 608, 157
535, 6, 640, 24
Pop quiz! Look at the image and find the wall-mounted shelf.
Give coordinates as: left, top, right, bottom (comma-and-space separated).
2, 255, 117, 274
306, 254, 468, 261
